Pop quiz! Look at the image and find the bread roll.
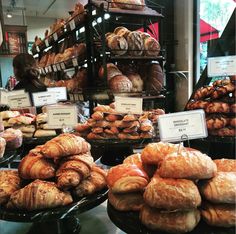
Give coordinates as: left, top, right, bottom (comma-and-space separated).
214, 159, 236, 172
34, 129, 57, 138
144, 175, 201, 210
127, 31, 144, 56
158, 151, 217, 179
200, 172, 236, 204
109, 75, 133, 92
98, 63, 122, 80
201, 203, 236, 227
140, 205, 200, 233
107, 34, 128, 56
107, 164, 149, 193
144, 37, 160, 57
0, 111, 20, 120
127, 73, 143, 92
108, 191, 144, 211
113, 26, 130, 38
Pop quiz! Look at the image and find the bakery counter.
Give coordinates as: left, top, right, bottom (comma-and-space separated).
0, 201, 125, 234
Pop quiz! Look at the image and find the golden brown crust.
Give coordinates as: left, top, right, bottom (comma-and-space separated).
140, 205, 200, 233
214, 159, 236, 172
143, 175, 201, 210
193, 86, 214, 100
91, 111, 104, 121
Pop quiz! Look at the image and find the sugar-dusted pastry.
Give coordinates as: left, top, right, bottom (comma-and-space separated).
214, 159, 236, 172
107, 164, 149, 193
200, 172, 236, 204
144, 174, 201, 210
140, 205, 200, 233
108, 191, 144, 211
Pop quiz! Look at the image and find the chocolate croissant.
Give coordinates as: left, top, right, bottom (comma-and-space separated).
7, 179, 73, 211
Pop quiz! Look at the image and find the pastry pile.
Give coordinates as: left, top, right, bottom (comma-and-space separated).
107, 142, 236, 233
186, 77, 236, 137
75, 104, 165, 140
0, 133, 107, 211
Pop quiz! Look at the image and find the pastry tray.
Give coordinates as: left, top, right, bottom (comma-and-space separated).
0, 147, 23, 168
0, 188, 108, 223
107, 202, 235, 234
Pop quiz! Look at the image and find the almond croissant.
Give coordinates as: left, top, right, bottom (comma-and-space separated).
56, 153, 94, 190
6, 179, 73, 211
41, 133, 91, 159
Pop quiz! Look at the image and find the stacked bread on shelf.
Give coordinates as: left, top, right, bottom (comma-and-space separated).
107, 142, 236, 233
105, 26, 160, 57
75, 104, 165, 140
186, 77, 236, 137
0, 133, 107, 211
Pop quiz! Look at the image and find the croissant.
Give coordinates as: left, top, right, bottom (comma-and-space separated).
7, 179, 73, 211
193, 86, 214, 100
0, 170, 21, 205
91, 111, 104, 121
144, 174, 201, 210
210, 82, 235, 99
141, 142, 184, 165
41, 134, 91, 159
18, 153, 56, 179
74, 165, 107, 197
213, 159, 236, 172
107, 164, 149, 193
56, 153, 94, 190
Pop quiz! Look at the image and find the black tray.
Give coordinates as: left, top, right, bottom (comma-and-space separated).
107, 202, 235, 234
0, 188, 108, 223
0, 147, 23, 167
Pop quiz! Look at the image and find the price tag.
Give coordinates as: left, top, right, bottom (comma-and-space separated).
158, 110, 208, 142
38, 68, 42, 74
47, 105, 78, 129
208, 55, 236, 77
45, 39, 49, 47
72, 57, 78, 67
56, 63, 61, 71
44, 66, 48, 73
115, 96, 143, 114
36, 46, 40, 52
53, 33, 58, 41
52, 65, 57, 72
60, 62, 66, 70
0, 89, 9, 105
8, 93, 31, 108
32, 91, 57, 107
47, 87, 67, 101
69, 19, 76, 31
48, 66, 52, 73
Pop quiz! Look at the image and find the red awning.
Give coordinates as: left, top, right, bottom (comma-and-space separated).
138, 22, 159, 40
200, 19, 219, 43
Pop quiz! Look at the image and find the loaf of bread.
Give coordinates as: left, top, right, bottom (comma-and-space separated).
144, 37, 160, 57
109, 75, 133, 92
126, 31, 144, 56
114, 26, 130, 38
127, 73, 143, 92
107, 34, 128, 56
112, 0, 145, 10
214, 159, 236, 172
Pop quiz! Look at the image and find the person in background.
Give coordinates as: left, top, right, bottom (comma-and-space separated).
13, 53, 46, 93
5, 76, 17, 91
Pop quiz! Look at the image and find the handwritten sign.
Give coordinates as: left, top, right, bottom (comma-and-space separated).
56, 63, 61, 71
69, 19, 76, 31
158, 110, 208, 142
52, 65, 57, 72
8, 93, 31, 108
72, 57, 78, 67
47, 87, 67, 101
115, 96, 143, 114
60, 62, 66, 70
32, 91, 57, 107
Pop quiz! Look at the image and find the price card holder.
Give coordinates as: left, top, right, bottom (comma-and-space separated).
69, 19, 76, 31
8, 93, 31, 109
52, 65, 57, 72
72, 57, 78, 67
32, 91, 57, 107
115, 96, 143, 114
45, 39, 49, 47
53, 33, 58, 41
158, 110, 208, 143
208, 55, 236, 77
47, 87, 67, 101
56, 63, 61, 71
47, 105, 78, 129
60, 62, 66, 70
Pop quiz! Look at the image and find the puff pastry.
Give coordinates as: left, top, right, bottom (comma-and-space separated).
200, 172, 236, 204
140, 205, 200, 233
107, 164, 149, 193
108, 191, 144, 211
201, 203, 236, 227
158, 150, 217, 179
214, 159, 236, 172
143, 175, 201, 210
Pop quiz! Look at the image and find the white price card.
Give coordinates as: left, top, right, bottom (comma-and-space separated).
60, 62, 66, 70
44, 66, 48, 73
72, 57, 78, 67
32, 91, 57, 107
47, 87, 67, 101
52, 65, 57, 72
48, 66, 52, 73
115, 96, 143, 114
158, 110, 208, 142
36, 46, 40, 52
53, 33, 58, 41
0, 89, 9, 105
45, 39, 49, 47
8, 93, 31, 108
208, 55, 236, 77
47, 105, 78, 129
56, 63, 61, 71
69, 20, 76, 31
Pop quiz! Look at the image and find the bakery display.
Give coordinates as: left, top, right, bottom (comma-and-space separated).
0, 137, 6, 158
213, 158, 236, 172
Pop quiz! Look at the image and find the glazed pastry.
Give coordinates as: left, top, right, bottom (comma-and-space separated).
214, 159, 236, 172
91, 127, 104, 134
18, 153, 56, 179
91, 111, 104, 121
115, 120, 139, 128
186, 100, 209, 110
75, 122, 91, 132
209, 127, 235, 136
200, 172, 236, 204
213, 79, 231, 86
158, 150, 217, 179
41, 134, 91, 159
8, 115, 35, 125
74, 165, 107, 197
93, 120, 110, 128
7, 179, 73, 211
140, 205, 200, 233
105, 114, 123, 122
122, 114, 137, 122
206, 115, 228, 129
144, 174, 201, 210
210, 82, 235, 99
140, 119, 153, 132
107, 164, 149, 193
193, 86, 214, 100
0, 170, 21, 205
108, 191, 144, 211
141, 142, 183, 165
93, 105, 115, 113
122, 126, 138, 133
87, 132, 104, 140
229, 117, 236, 127
205, 102, 230, 113
127, 31, 144, 56
201, 203, 236, 227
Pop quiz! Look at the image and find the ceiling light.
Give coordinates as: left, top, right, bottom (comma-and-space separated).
6, 10, 13, 18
